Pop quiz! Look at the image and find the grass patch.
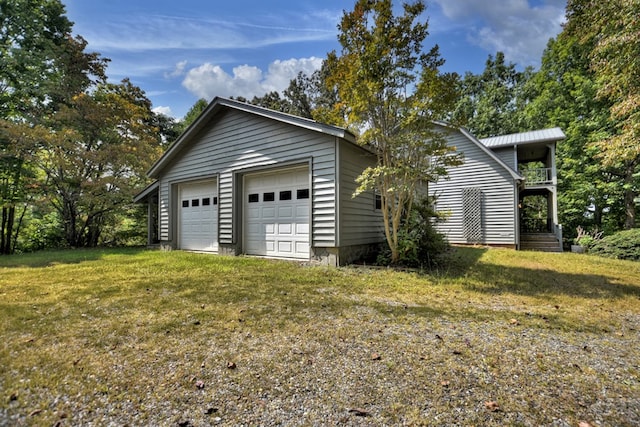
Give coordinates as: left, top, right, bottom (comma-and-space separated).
1, 248, 639, 425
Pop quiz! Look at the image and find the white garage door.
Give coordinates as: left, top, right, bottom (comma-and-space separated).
244, 166, 310, 259
179, 180, 218, 251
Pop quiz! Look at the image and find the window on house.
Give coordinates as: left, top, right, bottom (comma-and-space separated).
248, 193, 259, 203
375, 193, 382, 210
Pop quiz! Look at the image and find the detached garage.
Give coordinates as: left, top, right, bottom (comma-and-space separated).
135, 97, 384, 266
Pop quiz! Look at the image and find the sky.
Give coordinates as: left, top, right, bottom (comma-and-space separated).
63, 0, 567, 120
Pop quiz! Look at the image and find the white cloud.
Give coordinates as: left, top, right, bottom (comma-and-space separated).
432, 0, 566, 66
152, 105, 173, 116
165, 60, 188, 79
182, 57, 324, 100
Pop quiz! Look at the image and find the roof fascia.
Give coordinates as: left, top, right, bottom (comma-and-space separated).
433, 121, 524, 181
147, 97, 357, 178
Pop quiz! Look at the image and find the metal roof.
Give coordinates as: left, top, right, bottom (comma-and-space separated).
480, 127, 565, 148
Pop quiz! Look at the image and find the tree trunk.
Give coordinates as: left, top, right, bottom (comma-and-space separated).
624, 188, 636, 229
624, 168, 636, 229
1, 206, 15, 255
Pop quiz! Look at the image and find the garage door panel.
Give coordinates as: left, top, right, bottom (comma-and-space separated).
244, 167, 310, 259
278, 241, 292, 253
262, 207, 276, 218
179, 180, 218, 252
279, 223, 292, 234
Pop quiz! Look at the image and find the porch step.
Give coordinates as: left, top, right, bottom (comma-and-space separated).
520, 233, 563, 252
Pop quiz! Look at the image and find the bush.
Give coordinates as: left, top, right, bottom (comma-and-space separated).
589, 228, 640, 261
377, 198, 451, 269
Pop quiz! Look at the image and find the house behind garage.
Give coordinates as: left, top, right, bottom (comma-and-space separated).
134, 97, 384, 266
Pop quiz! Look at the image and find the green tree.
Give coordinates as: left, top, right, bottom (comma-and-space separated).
0, 0, 106, 253
177, 98, 209, 134
38, 80, 162, 247
564, 0, 640, 229
452, 52, 533, 138
525, 34, 622, 236
326, 0, 461, 264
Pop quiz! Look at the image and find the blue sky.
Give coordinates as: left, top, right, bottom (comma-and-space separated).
63, 0, 566, 119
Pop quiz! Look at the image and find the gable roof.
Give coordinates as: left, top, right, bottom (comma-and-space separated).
147, 97, 357, 178
433, 121, 524, 181
480, 127, 565, 149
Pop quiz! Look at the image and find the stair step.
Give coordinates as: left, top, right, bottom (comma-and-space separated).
520, 233, 562, 252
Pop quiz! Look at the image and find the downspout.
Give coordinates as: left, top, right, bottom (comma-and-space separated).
335, 136, 341, 249
515, 179, 522, 250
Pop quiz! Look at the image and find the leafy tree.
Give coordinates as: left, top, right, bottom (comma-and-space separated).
250, 91, 288, 113
176, 98, 209, 134
452, 52, 533, 138
564, 0, 640, 229
326, 0, 461, 264
524, 34, 622, 236
0, 0, 106, 253
37, 79, 162, 247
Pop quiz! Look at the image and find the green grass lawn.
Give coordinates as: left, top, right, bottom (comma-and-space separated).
1, 247, 639, 425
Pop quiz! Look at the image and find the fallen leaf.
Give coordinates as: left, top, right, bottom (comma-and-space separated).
485, 401, 500, 412
440, 380, 450, 387
509, 318, 519, 325
227, 361, 237, 369
204, 407, 218, 415
370, 353, 381, 361
29, 409, 43, 417
195, 380, 205, 389
579, 422, 594, 427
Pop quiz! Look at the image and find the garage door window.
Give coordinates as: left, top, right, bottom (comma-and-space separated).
182, 200, 189, 208
279, 190, 292, 200
263, 192, 275, 202
202, 197, 210, 206
248, 193, 259, 203
297, 189, 309, 199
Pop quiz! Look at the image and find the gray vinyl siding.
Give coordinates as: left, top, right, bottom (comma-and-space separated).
492, 146, 516, 170
157, 109, 337, 247
337, 141, 385, 246
431, 128, 517, 245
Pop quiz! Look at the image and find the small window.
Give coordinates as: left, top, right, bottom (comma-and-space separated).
213, 196, 218, 205
191, 199, 200, 207
375, 193, 382, 210
248, 193, 259, 203
182, 200, 189, 208
279, 190, 292, 201
202, 197, 211, 206
263, 192, 275, 202
297, 188, 309, 199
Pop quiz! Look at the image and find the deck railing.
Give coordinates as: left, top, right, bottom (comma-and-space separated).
521, 168, 553, 186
